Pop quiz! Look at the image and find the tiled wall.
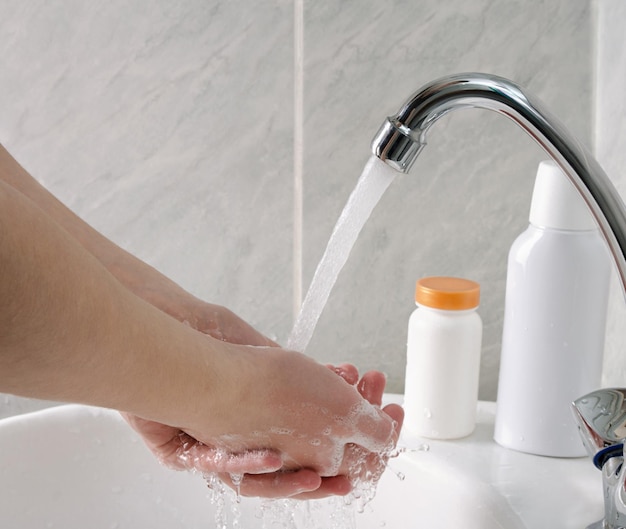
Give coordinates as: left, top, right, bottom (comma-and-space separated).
299, 0, 593, 397
1, 0, 615, 418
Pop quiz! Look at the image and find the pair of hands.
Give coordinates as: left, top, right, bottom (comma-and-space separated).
0, 144, 402, 500
122, 299, 403, 500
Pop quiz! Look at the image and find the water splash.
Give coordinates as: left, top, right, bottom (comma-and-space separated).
199, 436, 404, 529
287, 156, 397, 353
204, 473, 243, 529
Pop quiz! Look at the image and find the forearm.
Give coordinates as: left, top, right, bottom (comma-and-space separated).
0, 178, 228, 423
0, 145, 273, 350
0, 145, 188, 303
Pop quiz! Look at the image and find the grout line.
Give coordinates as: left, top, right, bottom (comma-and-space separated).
590, 0, 599, 157
293, 0, 304, 321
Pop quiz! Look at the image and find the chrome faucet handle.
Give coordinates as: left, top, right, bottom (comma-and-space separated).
572, 388, 626, 469
572, 389, 626, 529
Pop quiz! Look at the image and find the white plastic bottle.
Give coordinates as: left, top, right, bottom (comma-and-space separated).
404, 276, 482, 439
494, 160, 611, 457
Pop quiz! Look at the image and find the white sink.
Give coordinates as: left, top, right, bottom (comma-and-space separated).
0, 397, 604, 528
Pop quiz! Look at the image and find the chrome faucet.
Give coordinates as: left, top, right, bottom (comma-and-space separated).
573, 389, 626, 529
371, 72, 626, 290
370, 72, 626, 529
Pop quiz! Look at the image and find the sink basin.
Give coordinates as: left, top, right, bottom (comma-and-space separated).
0, 396, 603, 528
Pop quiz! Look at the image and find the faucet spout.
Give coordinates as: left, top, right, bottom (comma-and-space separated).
371, 72, 626, 292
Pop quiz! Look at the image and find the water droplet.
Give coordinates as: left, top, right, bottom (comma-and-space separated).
269, 426, 294, 436
229, 473, 243, 503
423, 408, 432, 419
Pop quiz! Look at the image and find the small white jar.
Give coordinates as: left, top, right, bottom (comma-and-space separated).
404, 276, 482, 440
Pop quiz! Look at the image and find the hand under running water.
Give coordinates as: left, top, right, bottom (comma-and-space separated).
114, 274, 403, 499
214, 365, 404, 500
0, 144, 402, 500
122, 305, 403, 499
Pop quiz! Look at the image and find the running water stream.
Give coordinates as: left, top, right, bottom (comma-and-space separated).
204, 155, 399, 529
287, 156, 397, 353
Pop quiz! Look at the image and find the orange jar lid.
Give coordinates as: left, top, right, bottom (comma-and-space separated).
415, 276, 480, 310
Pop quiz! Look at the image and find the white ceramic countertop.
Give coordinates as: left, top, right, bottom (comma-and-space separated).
389, 395, 604, 528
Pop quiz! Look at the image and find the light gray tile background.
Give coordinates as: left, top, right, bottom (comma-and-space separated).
0, 0, 624, 418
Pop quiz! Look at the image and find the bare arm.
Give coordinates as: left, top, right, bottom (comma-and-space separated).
0, 150, 402, 498
0, 177, 220, 417
0, 145, 270, 345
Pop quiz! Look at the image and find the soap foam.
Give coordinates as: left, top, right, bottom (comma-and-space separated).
173, 426, 401, 529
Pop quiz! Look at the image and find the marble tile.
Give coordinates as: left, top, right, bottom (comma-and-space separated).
301, 0, 593, 398
0, 0, 294, 343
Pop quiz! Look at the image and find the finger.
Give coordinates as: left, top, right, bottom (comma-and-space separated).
383, 403, 405, 439
334, 405, 404, 484
286, 475, 352, 500
326, 363, 359, 385
357, 370, 387, 406
221, 468, 322, 499
189, 446, 284, 475
161, 433, 283, 474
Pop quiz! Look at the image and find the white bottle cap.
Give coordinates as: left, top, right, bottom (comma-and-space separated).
529, 160, 597, 231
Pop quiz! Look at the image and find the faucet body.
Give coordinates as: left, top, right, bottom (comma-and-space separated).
371, 73, 626, 293
371, 73, 626, 529
573, 389, 626, 529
